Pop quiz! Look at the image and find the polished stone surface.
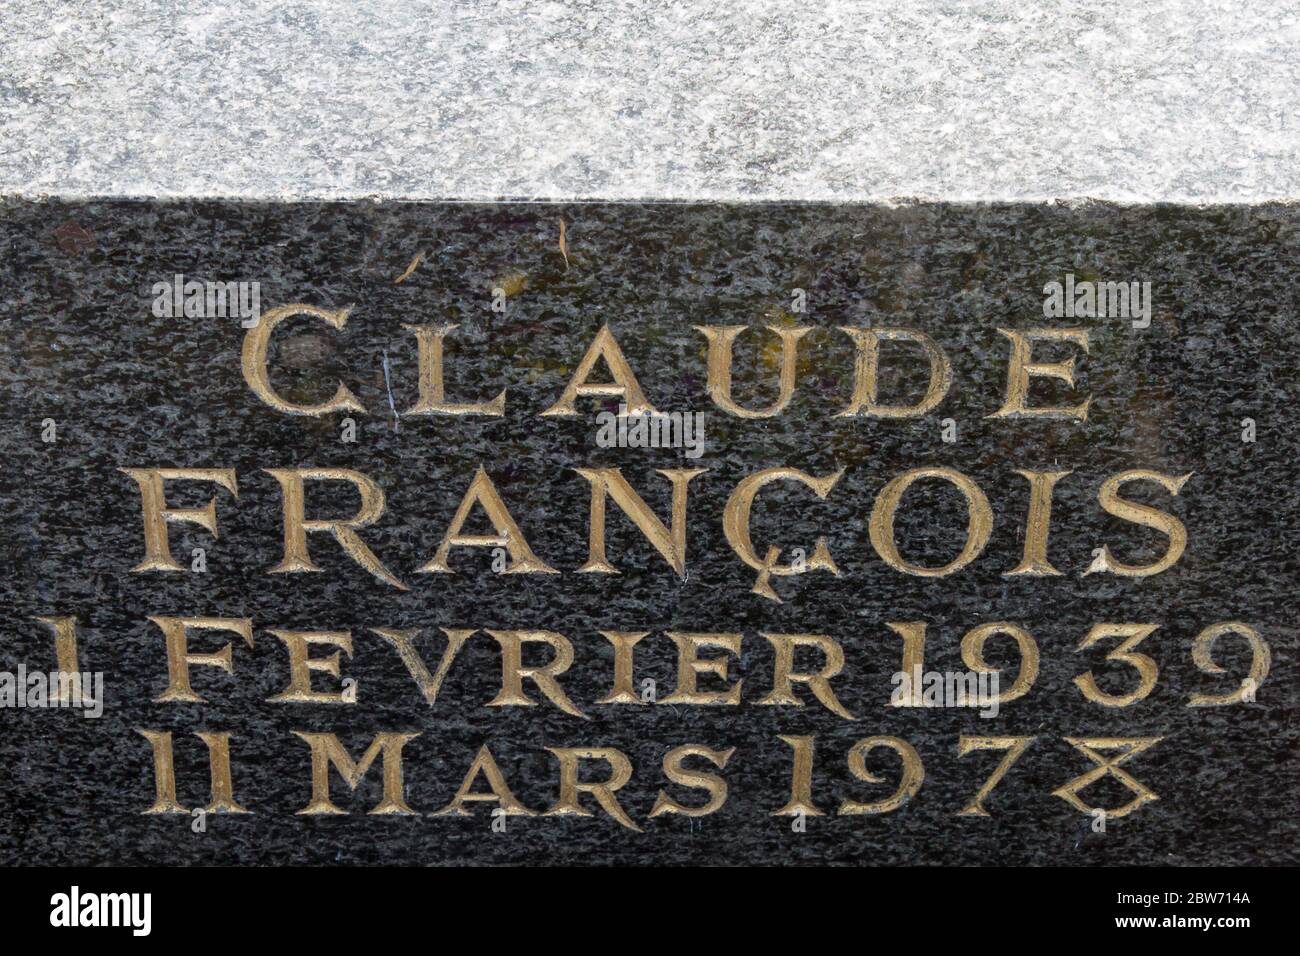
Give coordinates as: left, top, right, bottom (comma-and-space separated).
3, 2, 1298, 202
0, 200, 1295, 864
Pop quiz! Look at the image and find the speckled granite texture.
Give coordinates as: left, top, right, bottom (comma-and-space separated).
2, 1, 1298, 202
0, 200, 1295, 864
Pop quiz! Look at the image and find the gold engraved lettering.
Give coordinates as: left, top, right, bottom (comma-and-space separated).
1051, 736, 1163, 818
758, 633, 853, 719
956, 736, 1034, 816
293, 731, 421, 815
267, 630, 354, 704
1005, 469, 1071, 576
1092, 470, 1191, 576
839, 736, 924, 815
837, 328, 952, 418
543, 747, 641, 831
485, 630, 587, 718
432, 744, 535, 817
648, 745, 735, 818
696, 324, 809, 418
869, 468, 993, 576
722, 467, 842, 593
540, 325, 656, 416
595, 631, 652, 705
989, 327, 1090, 420
370, 627, 475, 705
960, 622, 1039, 703
574, 467, 705, 576
887, 621, 928, 707
149, 616, 253, 703
264, 467, 407, 589
404, 323, 506, 415
33, 616, 94, 706
1072, 623, 1159, 707
661, 632, 743, 706
120, 468, 238, 572
772, 734, 823, 817
416, 466, 556, 574
1188, 621, 1271, 706
138, 729, 249, 814
242, 304, 365, 415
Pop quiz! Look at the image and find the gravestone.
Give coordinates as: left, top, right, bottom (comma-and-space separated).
0, 199, 1294, 864
1, 0, 1297, 870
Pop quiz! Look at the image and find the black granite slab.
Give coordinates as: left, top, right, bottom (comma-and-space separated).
0, 200, 1295, 865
